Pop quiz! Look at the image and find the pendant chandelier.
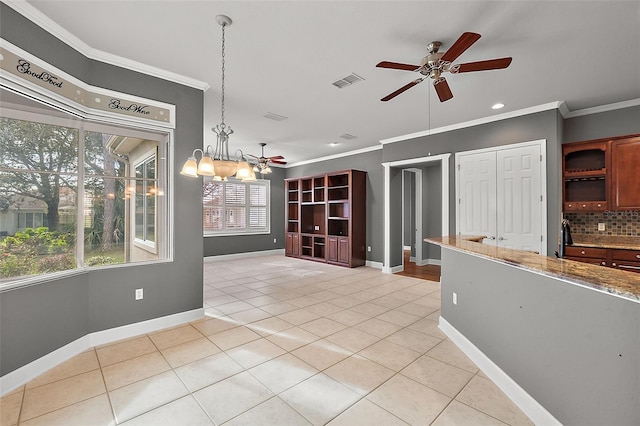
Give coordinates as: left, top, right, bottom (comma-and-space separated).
180, 15, 255, 182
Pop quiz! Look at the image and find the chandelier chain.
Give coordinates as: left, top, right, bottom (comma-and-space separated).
220, 22, 226, 126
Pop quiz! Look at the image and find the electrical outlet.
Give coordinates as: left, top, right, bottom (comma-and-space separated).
452, 292, 458, 305
598, 222, 605, 231
135, 288, 143, 300
273, 238, 277, 243
367, 246, 372, 252
314, 225, 320, 231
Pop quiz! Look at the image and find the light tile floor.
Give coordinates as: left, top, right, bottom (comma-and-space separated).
1, 255, 533, 425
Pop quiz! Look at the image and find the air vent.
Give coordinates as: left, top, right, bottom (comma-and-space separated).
332, 73, 365, 89
263, 112, 288, 121
339, 133, 358, 140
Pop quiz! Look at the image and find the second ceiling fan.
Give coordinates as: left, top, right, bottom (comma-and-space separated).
377, 32, 512, 102
248, 142, 286, 174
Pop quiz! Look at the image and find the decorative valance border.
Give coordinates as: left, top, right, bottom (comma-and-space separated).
0, 38, 175, 129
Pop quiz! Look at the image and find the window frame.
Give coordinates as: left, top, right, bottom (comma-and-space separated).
0, 104, 173, 289
203, 179, 270, 237
133, 153, 158, 253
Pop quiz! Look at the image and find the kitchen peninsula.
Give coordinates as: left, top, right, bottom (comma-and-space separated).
427, 236, 639, 426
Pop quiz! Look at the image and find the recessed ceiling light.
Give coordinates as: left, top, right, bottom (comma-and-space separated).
492, 103, 505, 110
330, 142, 339, 147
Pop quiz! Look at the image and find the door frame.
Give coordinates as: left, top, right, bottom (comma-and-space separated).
403, 168, 424, 266
383, 154, 450, 273
455, 139, 548, 255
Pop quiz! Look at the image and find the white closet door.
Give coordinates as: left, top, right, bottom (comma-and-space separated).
496, 144, 542, 252
458, 151, 497, 244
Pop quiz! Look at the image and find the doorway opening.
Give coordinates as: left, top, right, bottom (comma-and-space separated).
382, 153, 451, 275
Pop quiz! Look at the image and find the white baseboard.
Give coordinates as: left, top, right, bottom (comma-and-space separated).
204, 249, 284, 262
365, 260, 383, 269
0, 308, 203, 397
438, 317, 561, 426
382, 264, 404, 274
427, 258, 442, 266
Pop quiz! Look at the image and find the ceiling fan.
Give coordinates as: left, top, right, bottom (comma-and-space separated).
376, 32, 512, 102
248, 142, 286, 174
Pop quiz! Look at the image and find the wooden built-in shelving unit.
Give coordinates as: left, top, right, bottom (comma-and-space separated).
285, 170, 366, 267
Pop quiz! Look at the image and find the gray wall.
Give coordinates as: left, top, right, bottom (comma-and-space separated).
285, 149, 384, 264
203, 168, 286, 256
440, 248, 640, 426
0, 4, 204, 376
383, 110, 562, 261
563, 105, 640, 143
423, 164, 442, 262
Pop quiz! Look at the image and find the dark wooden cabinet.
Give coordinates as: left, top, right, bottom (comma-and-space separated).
562, 140, 609, 212
565, 246, 607, 266
610, 248, 640, 273
563, 134, 640, 212
285, 170, 366, 267
565, 246, 640, 273
285, 232, 299, 256
610, 136, 640, 210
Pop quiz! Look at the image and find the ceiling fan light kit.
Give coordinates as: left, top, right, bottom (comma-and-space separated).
377, 32, 512, 102
248, 142, 287, 175
180, 15, 257, 182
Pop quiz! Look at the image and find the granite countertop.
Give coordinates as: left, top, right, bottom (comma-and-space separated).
570, 235, 640, 250
426, 235, 640, 303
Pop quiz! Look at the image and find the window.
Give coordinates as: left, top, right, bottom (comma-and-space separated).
134, 155, 156, 247
0, 110, 170, 284
203, 180, 269, 235
18, 213, 48, 230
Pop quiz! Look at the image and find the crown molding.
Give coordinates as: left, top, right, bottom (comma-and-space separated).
2, 0, 209, 91
380, 102, 563, 145
563, 98, 640, 119
287, 144, 382, 168
380, 98, 640, 145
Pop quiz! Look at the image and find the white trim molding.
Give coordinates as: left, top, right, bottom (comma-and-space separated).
0, 308, 204, 397
380, 102, 563, 145
439, 317, 562, 426
382, 153, 450, 274
287, 145, 382, 168
1, 39, 177, 129
2, 1, 209, 91
379, 99, 640, 147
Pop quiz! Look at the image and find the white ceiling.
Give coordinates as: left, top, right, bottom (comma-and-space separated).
14, 1, 640, 163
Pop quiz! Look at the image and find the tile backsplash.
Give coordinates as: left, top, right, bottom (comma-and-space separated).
564, 212, 640, 236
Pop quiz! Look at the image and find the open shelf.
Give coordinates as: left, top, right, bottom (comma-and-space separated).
285, 170, 366, 268
328, 202, 349, 218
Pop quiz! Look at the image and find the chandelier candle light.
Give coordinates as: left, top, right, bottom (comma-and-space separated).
180, 15, 256, 182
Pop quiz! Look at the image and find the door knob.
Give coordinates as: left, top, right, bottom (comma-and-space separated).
498, 236, 506, 241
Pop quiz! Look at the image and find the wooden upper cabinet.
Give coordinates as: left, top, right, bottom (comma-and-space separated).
610, 136, 640, 210
562, 140, 609, 212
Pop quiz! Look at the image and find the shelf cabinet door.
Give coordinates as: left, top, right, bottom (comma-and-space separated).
286, 233, 299, 256
337, 237, 350, 264
611, 136, 640, 210
327, 237, 338, 262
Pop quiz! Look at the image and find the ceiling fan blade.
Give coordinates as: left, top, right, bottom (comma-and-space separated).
440, 32, 481, 63
456, 57, 512, 73
381, 79, 424, 102
376, 61, 420, 71
271, 160, 287, 165
247, 153, 259, 159
268, 155, 284, 160
433, 77, 453, 102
